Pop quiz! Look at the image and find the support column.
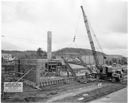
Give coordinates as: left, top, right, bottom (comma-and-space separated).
36, 59, 42, 85
47, 31, 52, 60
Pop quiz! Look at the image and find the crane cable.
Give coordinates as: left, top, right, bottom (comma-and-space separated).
88, 21, 104, 53
80, 0, 102, 52
72, 8, 82, 48
88, 21, 106, 60
79, 3, 104, 54
72, 0, 86, 48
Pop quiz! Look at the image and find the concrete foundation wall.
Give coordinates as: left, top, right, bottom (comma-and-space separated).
81, 55, 104, 65
19, 59, 48, 85
25, 67, 36, 82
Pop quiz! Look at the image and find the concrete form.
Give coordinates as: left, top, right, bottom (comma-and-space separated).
18, 59, 48, 85
18, 58, 91, 88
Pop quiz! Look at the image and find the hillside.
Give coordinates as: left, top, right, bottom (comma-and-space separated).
53, 47, 105, 56
2, 50, 37, 59
2, 47, 126, 61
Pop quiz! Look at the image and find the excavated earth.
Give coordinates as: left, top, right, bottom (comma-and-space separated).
1, 76, 127, 103
54, 82, 127, 103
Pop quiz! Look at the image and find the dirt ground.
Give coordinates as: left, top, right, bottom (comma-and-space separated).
1, 75, 127, 103
1, 81, 100, 102
52, 82, 126, 103
89, 87, 127, 103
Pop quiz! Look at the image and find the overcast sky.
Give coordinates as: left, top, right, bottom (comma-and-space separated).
1, 0, 127, 56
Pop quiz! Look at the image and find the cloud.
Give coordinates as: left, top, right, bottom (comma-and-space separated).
2, 1, 17, 23
84, 0, 127, 33
97, 33, 127, 49
1, 0, 127, 57
2, 41, 21, 50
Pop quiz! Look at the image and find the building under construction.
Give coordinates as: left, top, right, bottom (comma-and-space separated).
1, 4, 127, 103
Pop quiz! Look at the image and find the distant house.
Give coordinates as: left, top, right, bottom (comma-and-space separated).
2, 53, 15, 61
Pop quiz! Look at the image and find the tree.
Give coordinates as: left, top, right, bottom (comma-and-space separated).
42, 51, 47, 59
121, 57, 127, 65
36, 48, 47, 59
37, 48, 43, 58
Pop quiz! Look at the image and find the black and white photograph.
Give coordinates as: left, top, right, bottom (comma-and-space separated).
1, 0, 127, 102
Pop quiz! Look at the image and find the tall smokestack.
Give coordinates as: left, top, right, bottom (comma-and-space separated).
47, 31, 52, 60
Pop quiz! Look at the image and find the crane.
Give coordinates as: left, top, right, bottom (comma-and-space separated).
80, 5, 100, 72
80, 5, 124, 82
59, 5, 123, 83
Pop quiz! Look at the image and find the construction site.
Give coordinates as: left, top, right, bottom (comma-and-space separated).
1, 1, 127, 103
